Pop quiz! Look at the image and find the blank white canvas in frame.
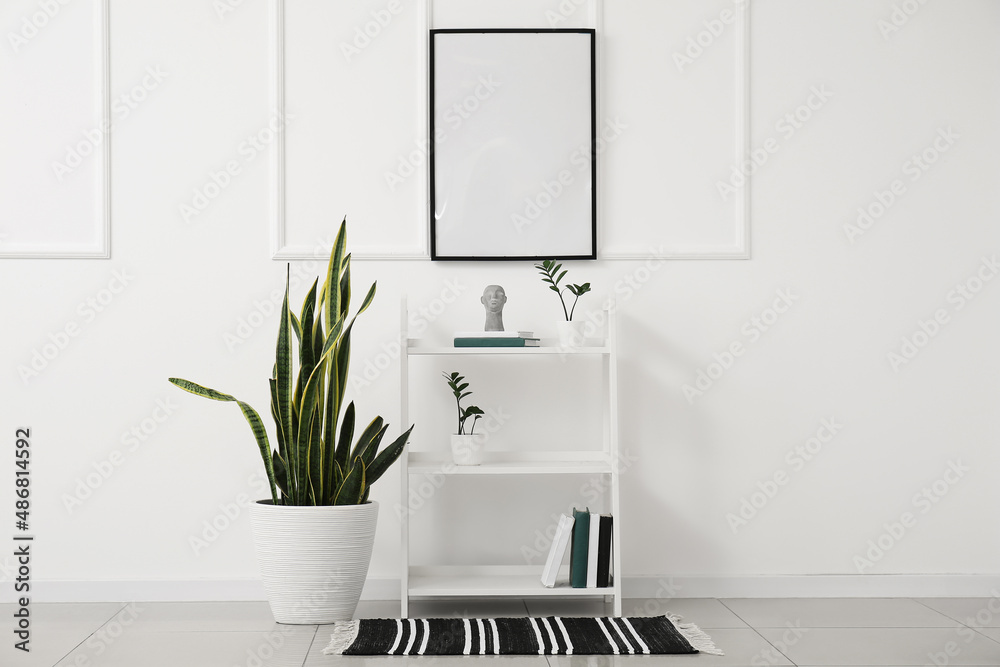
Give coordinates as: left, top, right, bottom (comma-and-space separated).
430, 30, 595, 260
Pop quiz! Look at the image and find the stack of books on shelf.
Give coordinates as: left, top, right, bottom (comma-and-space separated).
453, 331, 540, 347
540, 508, 613, 588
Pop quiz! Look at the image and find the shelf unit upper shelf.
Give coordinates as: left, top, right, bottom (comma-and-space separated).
406, 341, 611, 355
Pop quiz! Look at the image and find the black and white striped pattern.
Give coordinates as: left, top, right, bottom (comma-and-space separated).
325, 615, 717, 656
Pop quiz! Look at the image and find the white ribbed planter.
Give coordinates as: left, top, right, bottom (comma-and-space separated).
249, 500, 378, 624
450, 433, 486, 465
557, 320, 587, 347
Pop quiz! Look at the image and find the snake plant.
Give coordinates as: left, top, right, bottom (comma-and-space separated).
169, 219, 414, 506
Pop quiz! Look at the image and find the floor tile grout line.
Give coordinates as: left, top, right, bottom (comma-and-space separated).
721, 598, 1000, 666
912, 596, 1000, 644
911, 596, 977, 626
718, 599, 803, 666
747, 625, 800, 666
718, 598, 973, 628
51, 600, 131, 667
971, 626, 1000, 647
299, 624, 319, 667
745, 624, 966, 629
715, 598, 753, 628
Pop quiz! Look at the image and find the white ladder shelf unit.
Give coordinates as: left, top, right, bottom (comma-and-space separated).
399, 298, 623, 617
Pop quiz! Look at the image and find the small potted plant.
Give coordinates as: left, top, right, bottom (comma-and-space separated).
534, 259, 592, 347
442, 371, 486, 465
169, 219, 413, 624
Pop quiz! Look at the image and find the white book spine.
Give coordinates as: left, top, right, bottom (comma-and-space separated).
540, 514, 574, 588
586, 512, 600, 588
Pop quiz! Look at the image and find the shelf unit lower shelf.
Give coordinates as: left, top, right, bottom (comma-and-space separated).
407, 566, 616, 598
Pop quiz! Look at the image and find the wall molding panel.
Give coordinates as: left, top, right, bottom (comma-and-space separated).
270, 0, 750, 261
0, 0, 111, 259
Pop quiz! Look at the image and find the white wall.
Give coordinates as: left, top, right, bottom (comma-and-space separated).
1, 0, 998, 601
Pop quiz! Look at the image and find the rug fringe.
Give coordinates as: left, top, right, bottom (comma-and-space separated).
667, 614, 724, 656
322, 620, 359, 655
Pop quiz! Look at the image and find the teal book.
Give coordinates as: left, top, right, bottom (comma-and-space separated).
569, 507, 590, 588
453, 337, 540, 347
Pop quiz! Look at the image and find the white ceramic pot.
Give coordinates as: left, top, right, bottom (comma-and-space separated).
249, 500, 378, 624
450, 433, 486, 465
557, 320, 587, 348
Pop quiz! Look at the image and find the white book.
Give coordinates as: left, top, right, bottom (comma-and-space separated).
540, 514, 575, 588
586, 512, 601, 588
454, 330, 534, 338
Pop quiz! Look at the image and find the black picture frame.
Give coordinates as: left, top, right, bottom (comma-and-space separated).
429, 28, 597, 261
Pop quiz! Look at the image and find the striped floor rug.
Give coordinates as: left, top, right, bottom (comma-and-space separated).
323, 615, 723, 656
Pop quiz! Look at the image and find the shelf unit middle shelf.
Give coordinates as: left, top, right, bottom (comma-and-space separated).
407, 452, 614, 476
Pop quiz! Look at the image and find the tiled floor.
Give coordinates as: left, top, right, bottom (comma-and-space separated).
3, 597, 1000, 666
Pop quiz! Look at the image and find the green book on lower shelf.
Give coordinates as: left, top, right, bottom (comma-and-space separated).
453, 337, 540, 347
569, 507, 590, 588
